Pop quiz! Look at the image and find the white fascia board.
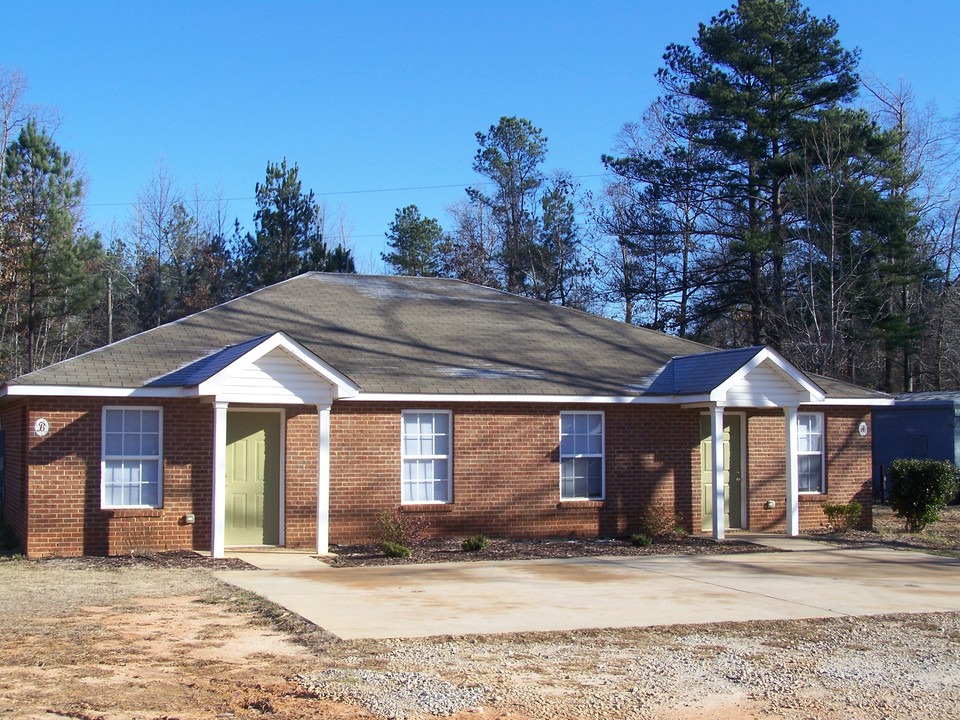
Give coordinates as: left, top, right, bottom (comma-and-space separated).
342, 392, 716, 405
801, 397, 894, 407
711, 347, 825, 403
196, 331, 359, 398
1, 385, 191, 398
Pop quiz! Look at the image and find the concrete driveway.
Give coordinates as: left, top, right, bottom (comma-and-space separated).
215, 538, 960, 640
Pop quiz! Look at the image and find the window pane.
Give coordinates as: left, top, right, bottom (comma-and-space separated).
403, 437, 419, 456
560, 433, 575, 455
105, 433, 123, 456
586, 458, 602, 498
561, 468, 575, 498
571, 434, 583, 455
123, 411, 141, 433
434, 433, 448, 456
432, 413, 448, 435
141, 411, 159, 432
105, 410, 123, 432
561, 415, 575, 436
587, 434, 602, 455
420, 415, 434, 435
142, 433, 159, 456
141, 481, 158, 508
574, 414, 587, 435
123, 434, 140, 455
141, 460, 158, 484
587, 414, 602, 435
403, 415, 419, 436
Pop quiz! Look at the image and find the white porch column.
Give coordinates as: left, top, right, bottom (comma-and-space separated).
316, 404, 332, 554
710, 404, 726, 541
212, 400, 229, 558
784, 405, 800, 537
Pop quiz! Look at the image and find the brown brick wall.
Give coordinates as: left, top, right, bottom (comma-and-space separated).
328, 402, 702, 544
743, 408, 873, 532
282, 407, 318, 549
9, 395, 874, 557
20, 397, 215, 557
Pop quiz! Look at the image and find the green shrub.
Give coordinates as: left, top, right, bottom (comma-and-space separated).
461, 534, 489, 552
629, 532, 652, 547
375, 509, 430, 549
889, 459, 960, 533
379, 541, 412, 558
822, 501, 863, 532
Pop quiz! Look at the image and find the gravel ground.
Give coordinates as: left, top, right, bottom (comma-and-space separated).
292, 613, 960, 720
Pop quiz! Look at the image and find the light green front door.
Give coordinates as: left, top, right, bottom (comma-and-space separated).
700, 415, 743, 532
226, 411, 281, 546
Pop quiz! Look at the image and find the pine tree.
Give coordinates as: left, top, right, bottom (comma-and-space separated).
658, 0, 860, 347
1, 121, 102, 376
237, 159, 355, 290
382, 205, 443, 276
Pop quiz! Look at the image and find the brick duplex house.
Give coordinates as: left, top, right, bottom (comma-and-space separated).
0, 273, 889, 558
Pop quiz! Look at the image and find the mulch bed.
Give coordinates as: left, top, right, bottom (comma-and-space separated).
322, 535, 779, 567
32, 550, 254, 571
803, 504, 960, 557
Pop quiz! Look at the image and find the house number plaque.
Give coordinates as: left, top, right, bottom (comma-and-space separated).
34, 418, 50, 437
858, 421, 868, 437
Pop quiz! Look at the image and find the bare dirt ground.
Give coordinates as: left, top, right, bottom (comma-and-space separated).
2, 505, 959, 720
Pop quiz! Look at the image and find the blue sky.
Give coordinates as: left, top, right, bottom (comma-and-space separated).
4, 1, 959, 272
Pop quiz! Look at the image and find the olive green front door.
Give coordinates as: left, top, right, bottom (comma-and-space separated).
700, 414, 743, 532
225, 411, 281, 546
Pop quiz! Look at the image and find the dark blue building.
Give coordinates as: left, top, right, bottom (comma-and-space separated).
873, 392, 960, 500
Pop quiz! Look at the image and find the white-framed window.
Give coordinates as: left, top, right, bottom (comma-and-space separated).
560, 411, 604, 500
797, 412, 825, 493
101, 407, 163, 508
401, 411, 452, 503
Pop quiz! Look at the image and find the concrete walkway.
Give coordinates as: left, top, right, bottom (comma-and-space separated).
215, 539, 960, 640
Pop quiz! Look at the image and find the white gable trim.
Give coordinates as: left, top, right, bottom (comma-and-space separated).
196, 332, 359, 400
710, 347, 825, 406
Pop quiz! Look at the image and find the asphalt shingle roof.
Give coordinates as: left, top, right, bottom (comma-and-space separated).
5, 273, 884, 400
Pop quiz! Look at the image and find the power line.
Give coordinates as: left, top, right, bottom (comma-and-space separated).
83, 174, 606, 210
